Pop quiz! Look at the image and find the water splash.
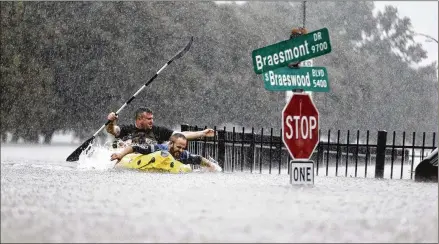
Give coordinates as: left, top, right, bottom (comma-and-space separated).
76, 141, 119, 170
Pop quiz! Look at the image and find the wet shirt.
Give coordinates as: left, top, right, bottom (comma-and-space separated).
117, 124, 174, 145
132, 144, 202, 165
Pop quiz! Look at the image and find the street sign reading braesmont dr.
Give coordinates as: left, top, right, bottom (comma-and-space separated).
252, 28, 332, 74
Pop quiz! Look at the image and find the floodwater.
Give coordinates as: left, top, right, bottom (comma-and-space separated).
1, 143, 437, 243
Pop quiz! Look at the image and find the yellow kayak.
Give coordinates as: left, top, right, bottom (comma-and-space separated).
115, 150, 193, 173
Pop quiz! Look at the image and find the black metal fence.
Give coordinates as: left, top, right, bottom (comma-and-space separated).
181, 125, 437, 180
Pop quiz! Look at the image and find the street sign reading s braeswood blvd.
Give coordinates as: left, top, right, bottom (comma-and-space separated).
263, 66, 330, 92
252, 28, 332, 74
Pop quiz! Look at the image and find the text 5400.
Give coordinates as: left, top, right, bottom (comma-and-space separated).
313, 80, 327, 88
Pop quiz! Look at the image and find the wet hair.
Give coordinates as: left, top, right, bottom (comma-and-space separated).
135, 107, 153, 120
169, 133, 187, 143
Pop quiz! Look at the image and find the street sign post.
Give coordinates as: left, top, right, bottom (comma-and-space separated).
286, 59, 314, 103
282, 93, 319, 160
252, 28, 332, 74
251, 27, 328, 186
263, 66, 330, 92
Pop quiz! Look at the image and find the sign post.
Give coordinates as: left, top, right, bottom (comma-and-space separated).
251, 27, 329, 185
285, 58, 315, 104
282, 93, 319, 185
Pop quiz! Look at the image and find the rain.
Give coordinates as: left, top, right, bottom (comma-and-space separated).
1, 1, 437, 243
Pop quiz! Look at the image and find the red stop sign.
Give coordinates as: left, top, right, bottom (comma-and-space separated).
282, 93, 319, 160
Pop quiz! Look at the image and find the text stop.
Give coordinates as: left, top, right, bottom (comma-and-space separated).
285, 115, 317, 140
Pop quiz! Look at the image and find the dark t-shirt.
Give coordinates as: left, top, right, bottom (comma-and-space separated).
116, 124, 174, 145
132, 144, 202, 165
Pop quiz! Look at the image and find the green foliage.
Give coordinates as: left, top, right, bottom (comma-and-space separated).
0, 1, 437, 143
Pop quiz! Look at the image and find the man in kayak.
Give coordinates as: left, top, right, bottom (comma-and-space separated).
110, 133, 222, 172
106, 107, 215, 146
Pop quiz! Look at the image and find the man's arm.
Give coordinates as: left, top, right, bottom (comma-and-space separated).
155, 126, 215, 142
199, 156, 222, 172
180, 128, 215, 140
110, 146, 134, 161
106, 112, 121, 137
110, 144, 157, 161
180, 153, 222, 172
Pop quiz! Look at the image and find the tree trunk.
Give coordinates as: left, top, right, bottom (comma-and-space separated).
43, 129, 55, 144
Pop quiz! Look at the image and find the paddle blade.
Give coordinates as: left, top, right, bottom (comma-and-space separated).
66, 136, 95, 162
173, 36, 194, 60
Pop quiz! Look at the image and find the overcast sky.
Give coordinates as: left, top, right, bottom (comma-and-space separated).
373, 1, 438, 67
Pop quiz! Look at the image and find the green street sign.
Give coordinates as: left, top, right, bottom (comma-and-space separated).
263, 66, 330, 92
252, 28, 332, 74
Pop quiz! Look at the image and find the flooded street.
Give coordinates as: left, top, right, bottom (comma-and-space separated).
1, 144, 437, 243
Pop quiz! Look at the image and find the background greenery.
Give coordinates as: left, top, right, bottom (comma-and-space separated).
1, 1, 437, 144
